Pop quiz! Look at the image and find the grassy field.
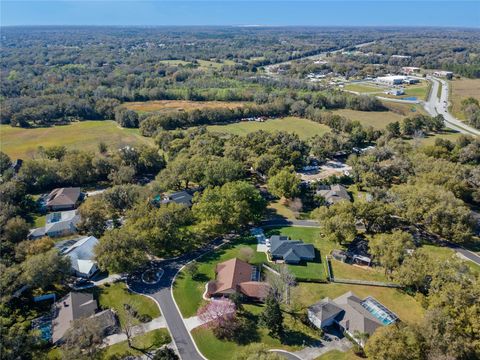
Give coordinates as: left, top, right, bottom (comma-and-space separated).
422, 244, 480, 274
449, 78, 480, 120
0, 121, 152, 159
344, 83, 382, 93
124, 99, 247, 114
207, 117, 331, 139
93, 283, 161, 327
103, 329, 171, 359
408, 130, 463, 146
332, 109, 405, 129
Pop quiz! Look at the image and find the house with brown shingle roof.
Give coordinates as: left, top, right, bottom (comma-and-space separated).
46, 187, 81, 211
207, 258, 269, 301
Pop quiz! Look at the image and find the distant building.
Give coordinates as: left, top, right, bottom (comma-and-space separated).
376, 75, 406, 86
57, 236, 99, 278
51, 292, 118, 344
46, 187, 81, 211
206, 258, 269, 301
386, 88, 405, 96
403, 78, 420, 85
390, 55, 411, 59
316, 184, 351, 205
269, 236, 316, 264
402, 66, 420, 75
28, 210, 80, 239
433, 70, 453, 79
308, 291, 398, 346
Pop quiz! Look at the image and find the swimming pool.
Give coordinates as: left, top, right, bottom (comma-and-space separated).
361, 297, 398, 325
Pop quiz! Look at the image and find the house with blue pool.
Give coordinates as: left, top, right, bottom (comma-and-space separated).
308, 291, 398, 346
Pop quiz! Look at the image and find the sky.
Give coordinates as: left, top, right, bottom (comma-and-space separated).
1, 1, 479, 27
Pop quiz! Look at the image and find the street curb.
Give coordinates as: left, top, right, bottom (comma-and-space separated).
269, 349, 304, 360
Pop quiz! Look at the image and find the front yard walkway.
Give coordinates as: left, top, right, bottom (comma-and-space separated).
103, 316, 167, 346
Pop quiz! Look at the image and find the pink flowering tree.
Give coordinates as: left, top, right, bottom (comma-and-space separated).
197, 298, 236, 329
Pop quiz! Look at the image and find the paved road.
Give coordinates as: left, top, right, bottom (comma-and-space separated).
423, 76, 480, 136
261, 218, 320, 228
445, 243, 480, 265
128, 237, 229, 360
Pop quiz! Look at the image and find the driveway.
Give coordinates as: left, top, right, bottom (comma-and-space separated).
127, 237, 229, 360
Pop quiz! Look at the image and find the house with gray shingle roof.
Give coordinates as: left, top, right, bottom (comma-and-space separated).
269, 235, 315, 264
28, 210, 80, 239
308, 291, 398, 346
316, 184, 351, 205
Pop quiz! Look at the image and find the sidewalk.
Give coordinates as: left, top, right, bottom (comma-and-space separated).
102, 316, 167, 346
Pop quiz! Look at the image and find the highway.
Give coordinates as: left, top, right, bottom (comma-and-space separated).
422, 76, 480, 136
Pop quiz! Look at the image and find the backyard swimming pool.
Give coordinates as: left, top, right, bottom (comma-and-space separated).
361, 296, 398, 325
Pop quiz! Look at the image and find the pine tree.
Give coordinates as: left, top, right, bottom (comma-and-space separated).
261, 293, 284, 338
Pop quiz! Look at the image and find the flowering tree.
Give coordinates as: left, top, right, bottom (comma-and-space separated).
197, 298, 236, 328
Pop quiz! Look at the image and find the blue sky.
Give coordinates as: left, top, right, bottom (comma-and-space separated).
1, 1, 479, 27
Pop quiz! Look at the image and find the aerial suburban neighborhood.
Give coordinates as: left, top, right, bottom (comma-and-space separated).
1, 1, 480, 360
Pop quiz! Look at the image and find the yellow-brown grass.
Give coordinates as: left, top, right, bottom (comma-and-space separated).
449, 78, 480, 120
124, 100, 248, 113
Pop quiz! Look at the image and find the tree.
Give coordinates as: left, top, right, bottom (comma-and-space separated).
369, 230, 413, 275
77, 197, 109, 238
365, 324, 424, 360
267, 167, 301, 199
153, 348, 179, 360
238, 247, 254, 263
193, 181, 266, 234
354, 200, 396, 233
95, 228, 148, 273
315, 201, 356, 245
61, 317, 104, 360
260, 293, 284, 338
21, 249, 70, 289
197, 299, 237, 340
393, 248, 433, 294
266, 265, 296, 304
184, 261, 199, 278
115, 107, 139, 128
108, 165, 136, 185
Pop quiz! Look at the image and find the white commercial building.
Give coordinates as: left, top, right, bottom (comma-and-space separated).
376, 75, 406, 86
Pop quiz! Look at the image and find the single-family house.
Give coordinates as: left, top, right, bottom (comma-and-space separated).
59, 236, 99, 278
206, 258, 269, 301
51, 292, 118, 344
29, 210, 80, 239
154, 190, 194, 207
308, 291, 398, 347
269, 235, 316, 264
46, 187, 81, 211
316, 184, 351, 205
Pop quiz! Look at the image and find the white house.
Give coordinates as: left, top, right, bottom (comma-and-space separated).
29, 210, 80, 239
60, 236, 99, 278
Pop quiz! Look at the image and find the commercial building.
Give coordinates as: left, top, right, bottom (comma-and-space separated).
376, 75, 406, 86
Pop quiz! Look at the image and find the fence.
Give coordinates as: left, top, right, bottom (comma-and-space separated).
325, 255, 403, 288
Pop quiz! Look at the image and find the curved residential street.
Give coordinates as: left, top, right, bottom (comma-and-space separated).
128, 237, 229, 360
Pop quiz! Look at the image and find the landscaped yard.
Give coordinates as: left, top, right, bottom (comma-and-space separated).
93, 283, 161, 326
316, 349, 363, 360
294, 282, 424, 326
103, 329, 171, 359
192, 306, 323, 360
449, 77, 480, 120
173, 236, 268, 318
207, 117, 331, 140
0, 121, 152, 159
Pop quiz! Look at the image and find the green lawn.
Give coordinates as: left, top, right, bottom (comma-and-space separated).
173, 236, 268, 318
344, 83, 382, 93
103, 329, 171, 359
0, 121, 152, 159
32, 214, 46, 228
207, 117, 331, 140
94, 283, 160, 327
294, 282, 424, 326
422, 244, 480, 274
332, 109, 406, 130
330, 259, 389, 282
192, 308, 323, 360
316, 349, 363, 360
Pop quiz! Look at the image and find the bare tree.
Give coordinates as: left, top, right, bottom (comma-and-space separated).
266, 264, 296, 304
238, 247, 254, 263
